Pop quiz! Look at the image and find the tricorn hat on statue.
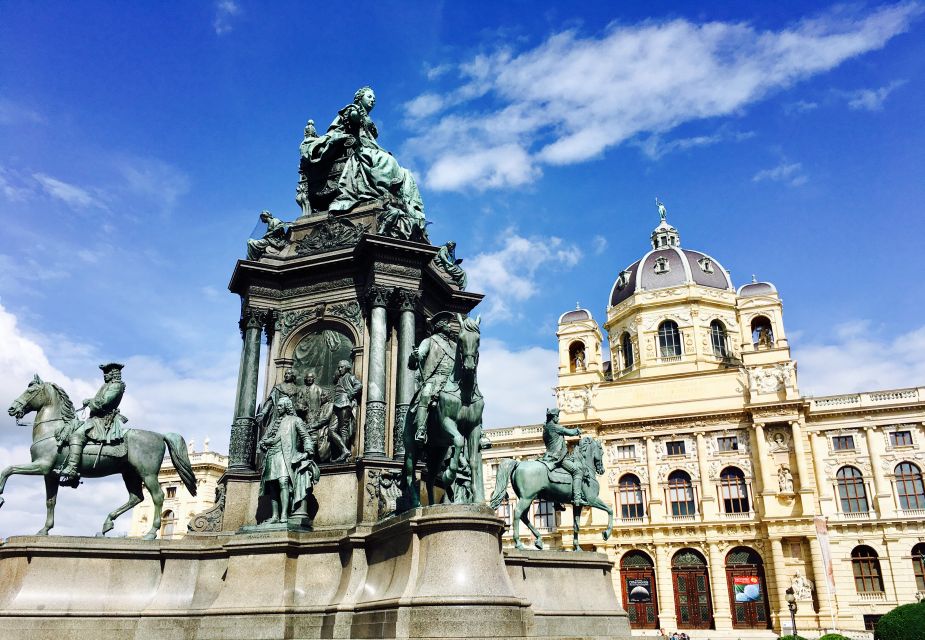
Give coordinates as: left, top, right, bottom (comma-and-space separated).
425, 311, 459, 335
99, 362, 125, 373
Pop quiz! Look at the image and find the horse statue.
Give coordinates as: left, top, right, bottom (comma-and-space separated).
400, 313, 485, 508
489, 436, 613, 551
3, 375, 197, 539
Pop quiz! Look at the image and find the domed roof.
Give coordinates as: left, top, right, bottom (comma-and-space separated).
559, 306, 593, 324
609, 203, 734, 307
737, 276, 777, 297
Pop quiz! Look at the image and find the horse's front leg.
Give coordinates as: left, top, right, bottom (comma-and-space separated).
589, 497, 614, 541
37, 474, 60, 535
572, 504, 582, 551
0, 461, 54, 510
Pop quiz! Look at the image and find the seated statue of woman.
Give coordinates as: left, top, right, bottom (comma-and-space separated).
302, 86, 427, 241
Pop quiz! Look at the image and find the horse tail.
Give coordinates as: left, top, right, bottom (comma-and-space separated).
488, 458, 518, 508
164, 432, 198, 496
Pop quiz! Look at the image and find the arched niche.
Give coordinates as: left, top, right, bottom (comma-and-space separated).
282, 320, 358, 395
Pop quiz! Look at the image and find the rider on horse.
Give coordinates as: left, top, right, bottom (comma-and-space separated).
408, 312, 456, 444
57, 362, 127, 487
538, 408, 585, 506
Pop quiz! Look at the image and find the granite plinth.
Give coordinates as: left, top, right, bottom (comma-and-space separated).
0, 504, 629, 639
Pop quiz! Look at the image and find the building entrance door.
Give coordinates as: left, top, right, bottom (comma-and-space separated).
725, 547, 771, 630
671, 549, 713, 630
621, 551, 658, 629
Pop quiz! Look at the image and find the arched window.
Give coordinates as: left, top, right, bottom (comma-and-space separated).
895, 462, 925, 511
837, 466, 869, 513
710, 320, 728, 358
912, 543, 925, 592
619, 474, 645, 518
851, 546, 884, 594
161, 510, 176, 538
750, 316, 774, 348
720, 467, 749, 513
668, 470, 695, 516
658, 321, 682, 358
569, 341, 586, 372
621, 332, 634, 370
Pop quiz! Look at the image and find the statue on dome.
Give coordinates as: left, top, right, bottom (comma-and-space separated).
656, 197, 667, 221
299, 86, 428, 242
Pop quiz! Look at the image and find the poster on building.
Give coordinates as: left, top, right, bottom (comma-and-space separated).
627, 578, 652, 603
733, 575, 762, 602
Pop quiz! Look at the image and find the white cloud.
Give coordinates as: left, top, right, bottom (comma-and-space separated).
784, 99, 820, 114
478, 338, 558, 429
752, 161, 808, 186
213, 0, 241, 35
0, 301, 236, 539
115, 156, 190, 215
0, 98, 44, 126
795, 320, 925, 396
32, 173, 108, 209
845, 79, 906, 111
466, 232, 582, 322
0, 166, 33, 201
592, 235, 608, 255
635, 129, 755, 160
404, 3, 920, 191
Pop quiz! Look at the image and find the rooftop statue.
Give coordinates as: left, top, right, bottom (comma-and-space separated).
489, 410, 613, 551
3, 369, 197, 539
400, 312, 485, 509
299, 86, 428, 241
434, 241, 467, 290
247, 210, 291, 260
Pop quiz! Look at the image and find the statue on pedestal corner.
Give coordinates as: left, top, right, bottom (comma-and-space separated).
434, 241, 467, 290
247, 210, 291, 261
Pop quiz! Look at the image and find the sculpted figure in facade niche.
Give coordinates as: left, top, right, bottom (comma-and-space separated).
299, 371, 324, 425
300, 86, 428, 241
791, 572, 814, 601
331, 360, 362, 463
778, 465, 794, 493
768, 430, 790, 452
434, 241, 468, 290
247, 210, 291, 261
258, 397, 319, 524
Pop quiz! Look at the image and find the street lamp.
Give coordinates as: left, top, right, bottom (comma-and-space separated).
785, 587, 798, 638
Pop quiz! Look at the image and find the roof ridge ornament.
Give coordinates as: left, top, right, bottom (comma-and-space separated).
656, 196, 667, 222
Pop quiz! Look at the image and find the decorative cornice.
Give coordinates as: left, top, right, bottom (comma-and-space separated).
295, 216, 368, 256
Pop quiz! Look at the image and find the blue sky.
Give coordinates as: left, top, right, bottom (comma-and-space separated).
1, 1, 924, 535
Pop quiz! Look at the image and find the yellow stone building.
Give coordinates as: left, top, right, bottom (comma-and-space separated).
483, 208, 925, 638
128, 440, 228, 539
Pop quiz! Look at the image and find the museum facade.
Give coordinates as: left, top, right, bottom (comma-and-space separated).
483, 209, 925, 637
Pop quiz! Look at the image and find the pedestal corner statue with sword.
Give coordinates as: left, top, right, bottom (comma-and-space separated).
56, 362, 128, 487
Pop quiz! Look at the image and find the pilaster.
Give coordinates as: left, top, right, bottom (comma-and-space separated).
707, 542, 732, 629
789, 420, 815, 515
864, 425, 894, 518
645, 436, 664, 520
654, 542, 677, 629
696, 432, 716, 518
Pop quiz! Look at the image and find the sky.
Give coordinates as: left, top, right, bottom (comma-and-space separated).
1, 1, 924, 537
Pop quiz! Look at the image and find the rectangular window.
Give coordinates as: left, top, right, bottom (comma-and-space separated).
666, 440, 685, 456
890, 430, 913, 447
864, 615, 882, 631
166, 486, 176, 499
534, 499, 556, 530
832, 435, 855, 450
717, 436, 738, 452
787, 542, 804, 560
617, 444, 636, 459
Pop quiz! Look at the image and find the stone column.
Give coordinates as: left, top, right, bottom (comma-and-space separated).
393, 289, 419, 460
696, 432, 716, 519
708, 542, 732, 629
864, 426, 894, 517
645, 436, 663, 520
363, 286, 390, 458
790, 420, 815, 515
655, 542, 677, 629
228, 306, 266, 471
809, 431, 835, 515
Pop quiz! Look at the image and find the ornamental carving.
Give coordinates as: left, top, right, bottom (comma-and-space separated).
278, 303, 326, 339
295, 216, 368, 255
249, 278, 356, 300
187, 484, 226, 533
328, 300, 363, 330
377, 263, 421, 279
366, 469, 402, 520
748, 363, 795, 395
767, 429, 791, 452
556, 385, 595, 414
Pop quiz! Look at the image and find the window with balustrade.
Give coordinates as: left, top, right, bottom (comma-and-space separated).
913, 543, 925, 592
895, 462, 925, 510
658, 321, 682, 358
836, 466, 869, 514
619, 474, 645, 518
668, 470, 696, 516
710, 320, 728, 357
720, 467, 749, 513
621, 332, 634, 370
851, 545, 884, 594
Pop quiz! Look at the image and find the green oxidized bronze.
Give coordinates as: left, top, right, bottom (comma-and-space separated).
400, 312, 485, 509
3, 370, 197, 539
247, 210, 291, 260
489, 408, 613, 550
434, 241, 467, 290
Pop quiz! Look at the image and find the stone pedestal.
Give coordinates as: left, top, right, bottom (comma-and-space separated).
0, 505, 631, 639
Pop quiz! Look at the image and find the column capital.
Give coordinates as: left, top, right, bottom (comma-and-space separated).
392, 287, 421, 312
239, 305, 272, 337
364, 284, 392, 310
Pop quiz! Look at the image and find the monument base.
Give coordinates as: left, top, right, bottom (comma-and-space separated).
0, 505, 629, 639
